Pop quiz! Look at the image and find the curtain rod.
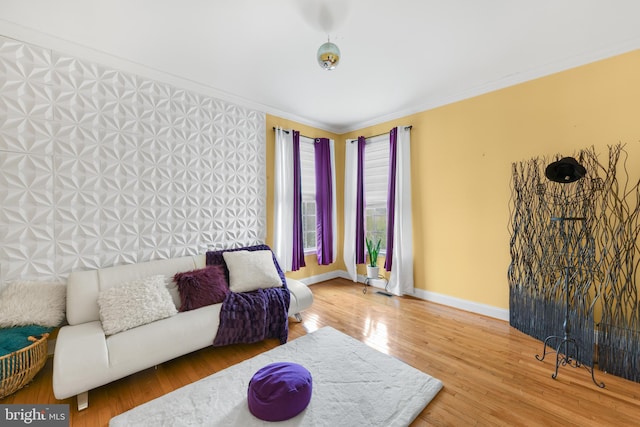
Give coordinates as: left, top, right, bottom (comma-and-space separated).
348, 125, 413, 142
272, 127, 316, 140
273, 125, 412, 142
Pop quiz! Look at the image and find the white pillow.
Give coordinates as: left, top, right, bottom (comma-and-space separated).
0, 281, 66, 327
164, 275, 182, 309
98, 275, 177, 335
222, 250, 283, 293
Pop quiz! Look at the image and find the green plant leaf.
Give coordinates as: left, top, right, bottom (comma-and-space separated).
366, 237, 381, 267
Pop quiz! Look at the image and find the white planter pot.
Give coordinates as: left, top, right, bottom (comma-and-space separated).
366, 265, 379, 279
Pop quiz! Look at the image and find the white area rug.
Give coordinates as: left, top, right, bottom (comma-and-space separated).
109, 326, 443, 427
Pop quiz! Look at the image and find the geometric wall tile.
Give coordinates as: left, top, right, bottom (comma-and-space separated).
0, 36, 266, 285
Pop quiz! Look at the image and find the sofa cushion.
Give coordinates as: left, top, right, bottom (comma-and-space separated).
222, 250, 283, 293
174, 265, 229, 311
66, 255, 204, 326
98, 275, 177, 335
105, 304, 222, 380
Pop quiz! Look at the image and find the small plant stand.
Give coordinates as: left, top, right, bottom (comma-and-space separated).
362, 276, 391, 296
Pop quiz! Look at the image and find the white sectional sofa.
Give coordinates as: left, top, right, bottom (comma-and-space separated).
52, 254, 313, 410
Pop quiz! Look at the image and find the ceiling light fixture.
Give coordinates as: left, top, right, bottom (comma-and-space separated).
317, 36, 340, 70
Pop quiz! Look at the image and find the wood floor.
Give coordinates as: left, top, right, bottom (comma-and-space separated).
4, 278, 640, 426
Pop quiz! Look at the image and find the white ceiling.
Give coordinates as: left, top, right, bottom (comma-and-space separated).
2, 0, 640, 133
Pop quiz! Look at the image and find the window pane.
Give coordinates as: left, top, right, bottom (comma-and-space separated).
302, 200, 317, 251
366, 204, 387, 250
299, 137, 316, 199
300, 138, 317, 251
305, 215, 316, 231
364, 136, 389, 205
305, 232, 316, 250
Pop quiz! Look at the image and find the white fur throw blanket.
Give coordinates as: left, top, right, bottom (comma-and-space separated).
0, 281, 66, 327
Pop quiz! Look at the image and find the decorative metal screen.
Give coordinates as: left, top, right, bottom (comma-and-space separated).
508, 144, 640, 382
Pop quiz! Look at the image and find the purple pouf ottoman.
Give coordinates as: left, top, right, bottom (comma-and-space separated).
247, 362, 313, 421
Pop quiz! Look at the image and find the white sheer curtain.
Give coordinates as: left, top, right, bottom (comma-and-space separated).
388, 126, 414, 295
343, 139, 358, 281
273, 128, 294, 272
325, 139, 338, 263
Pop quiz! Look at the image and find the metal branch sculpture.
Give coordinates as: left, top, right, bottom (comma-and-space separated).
508, 144, 640, 383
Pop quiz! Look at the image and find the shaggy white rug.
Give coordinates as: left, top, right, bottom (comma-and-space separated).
109, 326, 443, 427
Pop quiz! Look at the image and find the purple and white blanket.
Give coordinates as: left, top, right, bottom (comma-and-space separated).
206, 245, 290, 346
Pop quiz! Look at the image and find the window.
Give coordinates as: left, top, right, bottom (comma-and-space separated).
302, 200, 316, 250
299, 137, 316, 252
364, 135, 389, 251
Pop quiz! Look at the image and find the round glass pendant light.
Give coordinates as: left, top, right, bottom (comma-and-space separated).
317, 37, 340, 70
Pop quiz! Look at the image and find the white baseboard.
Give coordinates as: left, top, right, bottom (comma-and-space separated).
412, 288, 510, 321
295, 270, 346, 286
299, 269, 509, 321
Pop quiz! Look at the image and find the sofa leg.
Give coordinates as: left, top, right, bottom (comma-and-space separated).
294, 313, 303, 322
77, 391, 89, 411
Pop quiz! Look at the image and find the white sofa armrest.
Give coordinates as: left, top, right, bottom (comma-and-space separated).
53, 321, 109, 400
287, 279, 313, 321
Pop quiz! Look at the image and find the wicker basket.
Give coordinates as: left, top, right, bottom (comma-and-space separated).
0, 333, 49, 399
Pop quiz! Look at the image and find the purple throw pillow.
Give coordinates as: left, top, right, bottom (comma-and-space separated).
174, 265, 229, 312
247, 362, 313, 421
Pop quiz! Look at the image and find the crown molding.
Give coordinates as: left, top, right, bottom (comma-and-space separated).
335, 40, 640, 134
3, 19, 639, 136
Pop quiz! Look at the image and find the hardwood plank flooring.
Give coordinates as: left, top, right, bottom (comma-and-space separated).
4, 279, 640, 426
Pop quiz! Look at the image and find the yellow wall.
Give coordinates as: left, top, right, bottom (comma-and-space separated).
267, 50, 640, 309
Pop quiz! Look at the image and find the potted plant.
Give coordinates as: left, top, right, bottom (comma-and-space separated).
365, 237, 381, 279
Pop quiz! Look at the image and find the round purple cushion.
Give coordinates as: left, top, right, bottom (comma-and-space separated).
247, 362, 313, 421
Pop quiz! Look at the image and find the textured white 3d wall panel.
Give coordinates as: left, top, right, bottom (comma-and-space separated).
0, 36, 266, 284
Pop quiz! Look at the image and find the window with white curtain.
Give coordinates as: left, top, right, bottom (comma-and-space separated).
299, 136, 316, 252
364, 134, 389, 251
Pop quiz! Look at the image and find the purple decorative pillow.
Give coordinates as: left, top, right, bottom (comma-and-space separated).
247, 362, 313, 421
174, 265, 229, 312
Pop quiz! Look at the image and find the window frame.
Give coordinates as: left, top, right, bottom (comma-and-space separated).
363, 134, 390, 255
299, 136, 317, 255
